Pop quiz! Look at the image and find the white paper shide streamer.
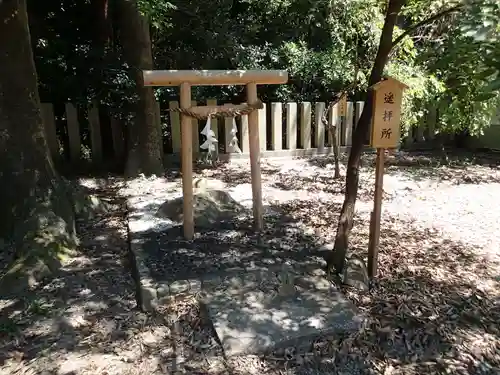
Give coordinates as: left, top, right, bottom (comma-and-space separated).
228, 118, 242, 153
200, 117, 218, 156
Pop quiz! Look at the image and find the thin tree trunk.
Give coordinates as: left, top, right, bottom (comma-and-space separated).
326, 0, 405, 275
0, 0, 77, 289
329, 125, 341, 178
321, 80, 359, 179
322, 101, 341, 178
92, 0, 112, 94
117, 0, 163, 177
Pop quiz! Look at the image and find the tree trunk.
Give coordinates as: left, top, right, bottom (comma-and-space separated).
92, 0, 112, 91
326, 0, 405, 275
0, 0, 77, 288
328, 124, 341, 178
117, 0, 163, 177
322, 100, 343, 179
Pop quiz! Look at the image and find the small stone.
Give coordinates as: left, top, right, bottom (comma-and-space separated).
169, 280, 191, 295
342, 256, 369, 291
304, 227, 315, 236
317, 243, 334, 252
140, 286, 158, 312
157, 284, 170, 298
189, 279, 202, 294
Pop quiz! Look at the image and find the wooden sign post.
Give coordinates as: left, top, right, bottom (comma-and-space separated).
338, 94, 347, 117
338, 94, 347, 145
367, 76, 409, 279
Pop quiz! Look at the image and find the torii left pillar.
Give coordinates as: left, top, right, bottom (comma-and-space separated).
143, 70, 289, 240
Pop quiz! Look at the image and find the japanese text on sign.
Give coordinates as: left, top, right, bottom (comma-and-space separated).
370, 77, 408, 148
339, 94, 347, 116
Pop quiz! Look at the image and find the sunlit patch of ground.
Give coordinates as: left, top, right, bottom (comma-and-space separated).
1, 151, 500, 374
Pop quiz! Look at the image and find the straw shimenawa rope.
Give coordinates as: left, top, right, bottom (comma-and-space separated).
170, 100, 264, 120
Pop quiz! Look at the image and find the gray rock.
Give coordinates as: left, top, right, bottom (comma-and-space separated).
193, 177, 225, 192
169, 279, 191, 295
342, 256, 369, 291
155, 189, 247, 227
157, 284, 170, 298
139, 285, 158, 311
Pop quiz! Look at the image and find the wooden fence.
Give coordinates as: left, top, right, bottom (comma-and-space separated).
41, 100, 434, 166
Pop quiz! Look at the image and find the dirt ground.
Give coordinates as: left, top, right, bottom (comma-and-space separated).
1, 150, 500, 375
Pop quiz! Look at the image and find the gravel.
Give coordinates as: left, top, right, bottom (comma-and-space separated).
122, 151, 500, 374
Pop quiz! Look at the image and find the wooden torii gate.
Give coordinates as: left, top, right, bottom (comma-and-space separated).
143, 70, 289, 240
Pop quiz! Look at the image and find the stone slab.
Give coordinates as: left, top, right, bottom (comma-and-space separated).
200, 266, 365, 356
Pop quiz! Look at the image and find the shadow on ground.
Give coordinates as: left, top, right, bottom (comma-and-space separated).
307, 149, 500, 186
134, 203, 327, 283
2, 167, 499, 374
134, 196, 500, 374
163, 160, 283, 188
0, 179, 167, 375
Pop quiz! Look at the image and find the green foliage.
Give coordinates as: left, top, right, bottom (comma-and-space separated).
136, 0, 176, 29
26, 0, 500, 138
386, 61, 445, 135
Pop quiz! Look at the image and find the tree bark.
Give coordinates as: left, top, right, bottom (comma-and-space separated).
322, 101, 341, 178
0, 0, 77, 288
92, 0, 112, 92
329, 125, 341, 178
117, 0, 163, 177
326, 0, 405, 275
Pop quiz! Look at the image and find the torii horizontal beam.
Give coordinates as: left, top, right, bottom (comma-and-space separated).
143, 70, 288, 86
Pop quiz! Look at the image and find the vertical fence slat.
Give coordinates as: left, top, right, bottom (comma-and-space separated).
206, 99, 219, 141
169, 101, 181, 153
331, 103, 341, 147
405, 127, 414, 147
345, 101, 354, 146
258, 103, 267, 151
191, 100, 199, 154
88, 102, 102, 163
416, 124, 425, 142
155, 101, 162, 149
41, 103, 58, 161
355, 101, 364, 126
301, 102, 312, 149
315, 102, 325, 150
65, 103, 80, 162
271, 103, 282, 150
327, 103, 334, 146
110, 117, 124, 161
240, 110, 250, 153
427, 106, 436, 140
286, 103, 297, 150
355, 101, 365, 144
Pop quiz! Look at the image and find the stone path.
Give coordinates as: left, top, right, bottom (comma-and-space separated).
200, 266, 363, 356
126, 181, 364, 356
123, 152, 500, 371
128, 214, 363, 356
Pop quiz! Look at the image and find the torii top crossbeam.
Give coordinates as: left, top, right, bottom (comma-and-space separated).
143, 70, 288, 86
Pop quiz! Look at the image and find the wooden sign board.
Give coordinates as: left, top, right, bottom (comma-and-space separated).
338, 94, 347, 116
370, 77, 408, 149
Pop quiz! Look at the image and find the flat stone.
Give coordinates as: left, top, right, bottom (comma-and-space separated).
201, 267, 364, 356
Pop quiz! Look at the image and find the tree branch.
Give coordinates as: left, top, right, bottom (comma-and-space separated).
320, 81, 357, 127
391, 4, 464, 48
